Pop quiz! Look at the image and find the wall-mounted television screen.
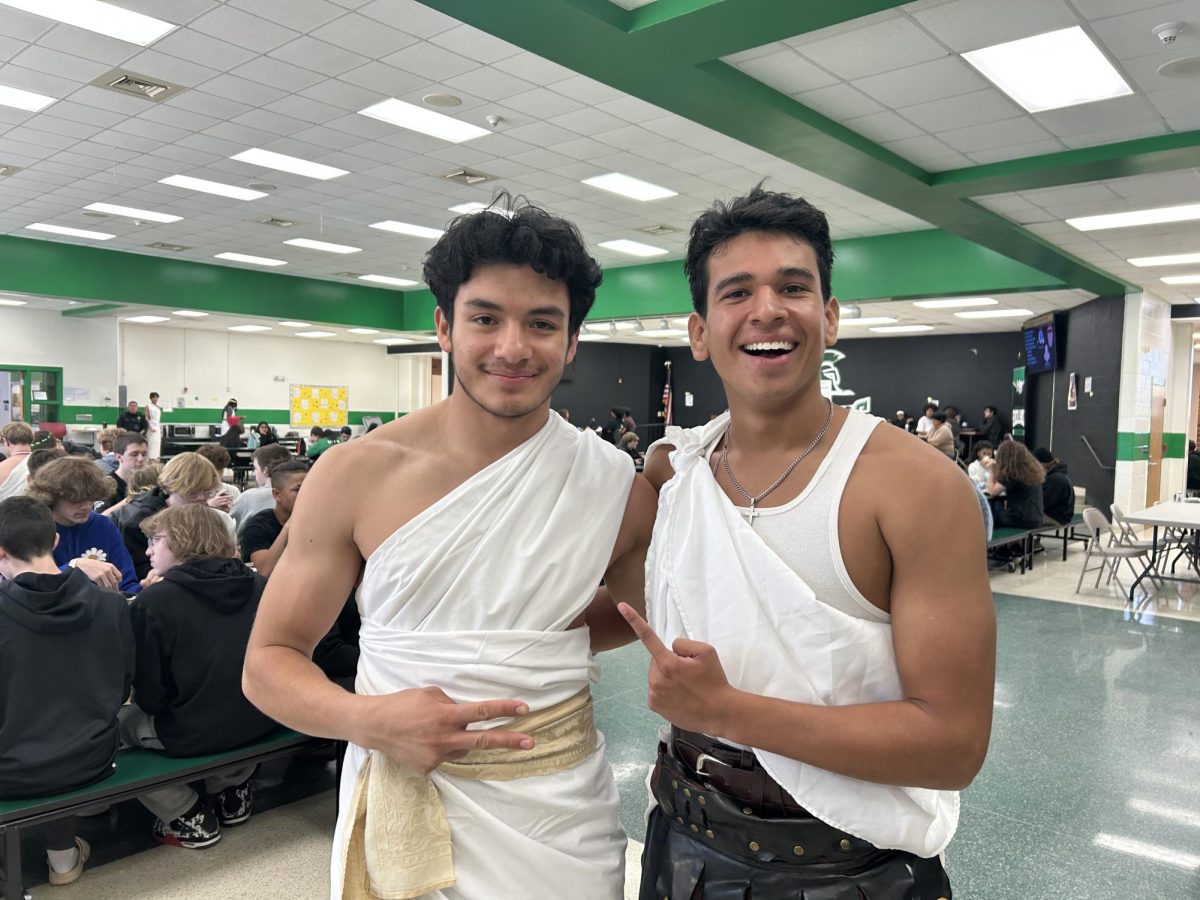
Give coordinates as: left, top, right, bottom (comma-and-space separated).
1022, 312, 1058, 374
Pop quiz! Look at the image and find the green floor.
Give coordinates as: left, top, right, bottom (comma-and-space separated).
592, 592, 1200, 899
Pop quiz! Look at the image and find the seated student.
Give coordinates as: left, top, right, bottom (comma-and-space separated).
114, 453, 234, 581
122, 505, 277, 849
0, 421, 33, 499
193, 443, 240, 510
0, 497, 133, 888
968, 440, 995, 489
986, 440, 1045, 529
303, 427, 338, 460
94, 428, 122, 475
245, 420, 277, 449
915, 402, 938, 440
1034, 447, 1075, 526
619, 430, 643, 463
28, 457, 140, 594
27, 446, 67, 480
231, 443, 292, 534
340, 425, 353, 442
1188, 440, 1200, 495
926, 410, 957, 458
97, 432, 150, 514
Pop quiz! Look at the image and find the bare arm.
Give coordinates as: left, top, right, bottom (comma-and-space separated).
622, 455, 995, 791
586, 475, 657, 653
248, 518, 290, 579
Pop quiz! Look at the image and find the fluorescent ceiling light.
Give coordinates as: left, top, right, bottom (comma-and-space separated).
669, 317, 690, 329
583, 173, 677, 202
0, 0, 175, 46
160, 175, 267, 201
449, 202, 487, 214
284, 238, 361, 254
870, 325, 935, 334
839, 316, 897, 326
912, 297, 997, 309
295, 330, 336, 338
955, 308, 1034, 319
1162, 274, 1200, 285
172, 310, 208, 318
1092, 834, 1200, 870
638, 328, 688, 339
599, 239, 669, 257
278, 321, 311, 328
369, 220, 444, 240
125, 315, 169, 323
357, 98, 490, 143
84, 202, 181, 223
230, 148, 347, 181
374, 337, 415, 345
0, 83, 56, 112
0, 298, 27, 307
612, 320, 639, 331
346, 327, 380, 335
360, 274, 419, 287
215, 252, 286, 267
26, 223, 114, 240
1068, 202, 1200, 232
962, 26, 1132, 113
228, 324, 271, 332
1128, 252, 1200, 267
578, 333, 609, 341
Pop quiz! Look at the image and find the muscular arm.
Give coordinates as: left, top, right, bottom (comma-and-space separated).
586, 475, 657, 653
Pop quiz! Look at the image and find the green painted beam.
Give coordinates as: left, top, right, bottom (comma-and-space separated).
932, 130, 1200, 197
415, 0, 1129, 299
0, 236, 408, 330
60, 302, 122, 317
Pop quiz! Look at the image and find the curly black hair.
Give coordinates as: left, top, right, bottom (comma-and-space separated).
684, 184, 834, 316
423, 194, 602, 335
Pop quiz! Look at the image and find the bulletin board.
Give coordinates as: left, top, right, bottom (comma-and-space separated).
290, 384, 348, 428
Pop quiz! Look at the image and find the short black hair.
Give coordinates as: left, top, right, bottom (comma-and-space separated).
932, 411, 948, 423
270, 458, 311, 490
975, 440, 994, 456
984, 405, 998, 416
423, 195, 602, 335
1033, 447, 1055, 464
924, 403, 938, 414
685, 184, 834, 316
0, 496, 56, 561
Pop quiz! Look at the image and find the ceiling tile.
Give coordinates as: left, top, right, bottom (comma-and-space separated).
9, 45, 113, 85
150, 28, 259, 71
297, 79, 382, 113
880, 134, 971, 169
793, 84, 885, 120
966, 139, 1067, 164
268, 36, 369, 78
228, 0, 345, 31
505, 87, 584, 119
168, 89, 255, 121
0, 63, 81, 100
900, 88, 1021, 132
796, 17, 948, 81
1034, 94, 1164, 138
189, 5, 300, 53
853, 55, 987, 109
262, 94, 347, 127
910, 0, 1078, 52
729, 48, 840, 96
380, 42, 479, 81
358, 0, 460, 38
843, 110, 924, 143
120, 48, 221, 88
938, 116, 1055, 153
1059, 122, 1171, 149
546, 108, 625, 136
310, 14, 418, 60
428, 24, 521, 65
443, 66, 535, 103
1089, 0, 1197, 61
1146, 85, 1200, 131
550, 74, 625, 106
1, 8, 55, 42
493, 52, 576, 86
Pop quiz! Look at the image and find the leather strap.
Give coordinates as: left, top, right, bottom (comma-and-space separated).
670, 727, 807, 816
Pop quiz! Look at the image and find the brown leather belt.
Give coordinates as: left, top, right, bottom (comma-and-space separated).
670, 726, 807, 817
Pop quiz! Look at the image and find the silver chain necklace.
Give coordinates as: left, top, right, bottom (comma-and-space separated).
721, 397, 835, 525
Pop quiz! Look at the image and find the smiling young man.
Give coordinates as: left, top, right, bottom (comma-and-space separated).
622, 187, 995, 899
243, 201, 656, 900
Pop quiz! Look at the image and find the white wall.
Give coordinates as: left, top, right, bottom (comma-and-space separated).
0, 307, 119, 403
1115, 291, 1175, 511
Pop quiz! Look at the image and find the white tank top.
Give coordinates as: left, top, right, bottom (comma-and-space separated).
708, 410, 888, 623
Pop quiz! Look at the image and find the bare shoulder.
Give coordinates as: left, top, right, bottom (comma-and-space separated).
625, 473, 659, 521
643, 443, 676, 493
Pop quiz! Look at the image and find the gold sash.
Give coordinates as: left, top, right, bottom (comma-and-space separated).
340, 688, 598, 899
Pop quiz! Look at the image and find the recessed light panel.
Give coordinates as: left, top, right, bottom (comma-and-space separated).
839, 316, 897, 326
955, 308, 1034, 319
284, 238, 361, 254
578, 334, 609, 341
638, 328, 688, 339
125, 315, 169, 323
449, 202, 488, 214
1067, 202, 1200, 232
962, 26, 1132, 113
1128, 252, 1200, 267
347, 327, 380, 335
912, 297, 997, 309
360, 274, 419, 287
26, 223, 114, 240
0, 298, 27, 307
84, 202, 181, 223
869, 325, 935, 334
0, 84, 55, 112
172, 310, 208, 317
215, 252, 286, 267
0, 0, 176, 46
599, 239, 669, 257
583, 173, 676, 201
230, 148, 347, 181
374, 337, 415, 345
160, 175, 267, 201
295, 331, 336, 338
369, 221, 444, 240
357, 98, 490, 143
228, 325, 272, 332
279, 321, 312, 328
1163, 274, 1200, 285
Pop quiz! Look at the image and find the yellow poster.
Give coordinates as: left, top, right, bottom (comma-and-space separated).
290, 384, 349, 427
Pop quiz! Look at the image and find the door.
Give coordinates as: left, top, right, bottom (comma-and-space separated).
430, 357, 443, 407
1146, 384, 1166, 506
0, 373, 10, 425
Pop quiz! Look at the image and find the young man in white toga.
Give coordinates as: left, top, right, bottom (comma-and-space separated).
244, 200, 655, 900
620, 186, 996, 899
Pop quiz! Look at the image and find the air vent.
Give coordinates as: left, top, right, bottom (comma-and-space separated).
639, 224, 679, 236
335, 271, 364, 278
442, 168, 495, 186
258, 216, 296, 228
148, 242, 188, 252
82, 211, 109, 218
90, 70, 183, 103
0, 164, 18, 177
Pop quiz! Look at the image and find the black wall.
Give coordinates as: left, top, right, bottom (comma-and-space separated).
1025, 295, 1123, 511
551, 341, 664, 430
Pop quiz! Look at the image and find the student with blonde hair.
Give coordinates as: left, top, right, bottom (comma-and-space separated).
121, 504, 275, 849
0, 421, 34, 500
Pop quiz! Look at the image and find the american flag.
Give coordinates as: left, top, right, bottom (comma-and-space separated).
661, 363, 673, 425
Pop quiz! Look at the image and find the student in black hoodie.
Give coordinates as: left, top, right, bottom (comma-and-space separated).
121, 504, 277, 850
0, 497, 133, 889
1033, 447, 1075, 526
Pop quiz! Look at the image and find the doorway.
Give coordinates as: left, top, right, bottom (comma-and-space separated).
1146, 384, 1165, 506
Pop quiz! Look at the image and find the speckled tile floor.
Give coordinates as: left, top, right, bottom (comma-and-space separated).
11, 549, 1200, 899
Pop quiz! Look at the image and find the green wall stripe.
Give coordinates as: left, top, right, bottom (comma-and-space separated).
1163, 432, 1187, 459
1114, 432, 1187, 461
58, 406, 399, 427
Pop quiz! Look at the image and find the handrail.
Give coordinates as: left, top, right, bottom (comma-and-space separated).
1080, 435, 1115, 471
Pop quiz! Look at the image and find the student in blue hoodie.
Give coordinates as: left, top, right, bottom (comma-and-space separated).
0, 496, 134, 891
28, 456, 140, 594
121, 504, 276, 850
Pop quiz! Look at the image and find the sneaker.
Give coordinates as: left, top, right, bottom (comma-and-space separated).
47, 837, 90, 886
152, 799, 221, 849
214, 779, 254, 826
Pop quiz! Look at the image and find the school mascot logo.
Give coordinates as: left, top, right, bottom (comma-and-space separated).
820, 350, 871, 413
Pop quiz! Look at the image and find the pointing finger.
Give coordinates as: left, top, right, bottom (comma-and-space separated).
617, 602, 674, 664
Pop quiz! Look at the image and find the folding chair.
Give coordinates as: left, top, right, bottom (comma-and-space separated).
1076, 508, 1154, 594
